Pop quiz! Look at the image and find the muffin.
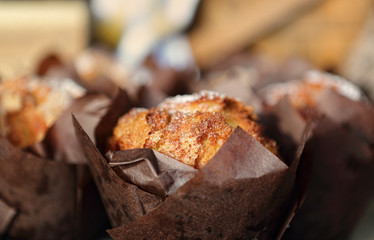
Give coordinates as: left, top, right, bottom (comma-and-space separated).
259, 70, 365, 118
258, 71, 374, 240
0, 76, 85, 148
109, 91, 278, 169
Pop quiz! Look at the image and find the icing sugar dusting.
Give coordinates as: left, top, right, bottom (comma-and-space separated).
305, 70, 364, 102
166, 90, 227, 105
260, 70, 366, 106
159, 91, 229, 112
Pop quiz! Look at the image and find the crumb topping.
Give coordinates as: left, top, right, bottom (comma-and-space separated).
110, 91, 278, 169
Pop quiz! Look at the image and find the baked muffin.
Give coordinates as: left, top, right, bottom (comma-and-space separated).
0, 76, 85, 148
109, 91, 278, 169
260, 71, 365, 115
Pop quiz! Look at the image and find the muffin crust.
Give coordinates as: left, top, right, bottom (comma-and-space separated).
109, 91, 278, 169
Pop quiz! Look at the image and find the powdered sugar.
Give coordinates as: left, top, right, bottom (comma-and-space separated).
260, 70, 366, 106
158, 91, 229, 114
305, 70, 365, 102
166, 90, 227, 105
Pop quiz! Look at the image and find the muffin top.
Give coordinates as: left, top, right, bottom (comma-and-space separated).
260, 71, 365, 111
109, 91, 278, 169
0, 76, 85, 148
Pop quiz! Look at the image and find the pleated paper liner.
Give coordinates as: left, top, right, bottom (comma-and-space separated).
258, 72, 374, 239
0, 74, 112, 239
0, 137, 76, 239
189, 53, 374, 239
74, 88, 312, 239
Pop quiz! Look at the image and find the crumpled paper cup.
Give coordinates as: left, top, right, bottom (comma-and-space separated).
180, 55, 374, 239
39, 94, 111, 164
280, 91, 374, 240
257, 72, 374, 240
0, 80, 111, 239
74, 88, 312, 239
0, 137, 76, 240
0, 199, 16, 236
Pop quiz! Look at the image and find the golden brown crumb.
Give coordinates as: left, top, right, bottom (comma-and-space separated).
0, 77, 85, 148
260, 71, 364, 112
109, 91, 278, 169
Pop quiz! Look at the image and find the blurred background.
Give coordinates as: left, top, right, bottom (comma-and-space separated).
0, 0, 373, 239
1, 0, 374, 99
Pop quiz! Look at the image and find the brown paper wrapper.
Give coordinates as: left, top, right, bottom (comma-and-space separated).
0, 75, 112, 238
283, 116, 374, 240
137, 66, 199, 108
107, 149, 198, 199
45, 94, 113, 239
39, 94, 111, 164
0, 137, 76, 240
188, 53, 312, 115
279, 90, 374, 240
38, 50, 198, 108
37, 52, 120, 99
74, 88, 312, 239
181, 54, 374, 238
199, 52, 312, 91
256, 74, 374, 239
0, 198, 16, 235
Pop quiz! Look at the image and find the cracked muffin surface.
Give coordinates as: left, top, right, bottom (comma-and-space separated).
0, 77, 85, 148
109, 91, 278, 169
